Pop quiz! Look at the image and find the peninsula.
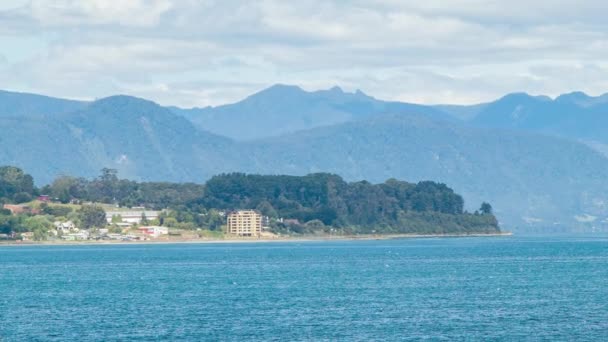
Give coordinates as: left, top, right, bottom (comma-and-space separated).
0, 166, 500, 243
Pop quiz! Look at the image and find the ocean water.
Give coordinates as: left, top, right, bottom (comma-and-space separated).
1, 236, 607, 341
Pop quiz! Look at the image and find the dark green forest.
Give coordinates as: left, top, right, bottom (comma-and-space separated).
195, 173, 499, 234
0, 166, 36, 204
0, 166, 499, 237
39, 168, 205, 209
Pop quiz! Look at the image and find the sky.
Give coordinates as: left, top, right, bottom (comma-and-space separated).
1, 0, 608, 107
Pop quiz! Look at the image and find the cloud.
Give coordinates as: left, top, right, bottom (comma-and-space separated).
27, 0, 173, 27
0, 0, 608, 106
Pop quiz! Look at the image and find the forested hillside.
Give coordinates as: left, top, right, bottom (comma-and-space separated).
0, 167, 499, 236
0, 90, 86, 117
195, 173, 499, 234
0, 94, 241, 184
246, 114, 608, 228
2, 86, 608, 231
441, 92, 608, 157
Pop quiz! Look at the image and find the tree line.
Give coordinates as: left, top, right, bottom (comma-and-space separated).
0, 166, 499, 238
40, 168, 205, 209
194, 173, 498, 234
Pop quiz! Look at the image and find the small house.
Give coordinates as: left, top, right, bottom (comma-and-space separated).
54, 221, 77, 234
62, 231, 89, 241
20, 232, 34, 241
138, 226, 169, 238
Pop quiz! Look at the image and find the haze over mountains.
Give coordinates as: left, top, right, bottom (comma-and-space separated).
170, 84, 451, 141
1, 85, 608, 231
439, 92, 608, 156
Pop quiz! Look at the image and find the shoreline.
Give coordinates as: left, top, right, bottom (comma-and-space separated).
0, 232, 512, 247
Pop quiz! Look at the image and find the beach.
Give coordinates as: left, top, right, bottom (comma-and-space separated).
0, 232, 512, 247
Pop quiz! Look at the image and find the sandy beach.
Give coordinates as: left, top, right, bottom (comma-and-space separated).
0, 232, 512, 247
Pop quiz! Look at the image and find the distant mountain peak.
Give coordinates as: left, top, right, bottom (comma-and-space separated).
93, 94, 158, 106
329, 85, 344, 93
268, 83, 302, 90
257, 84, 377, 99
256, 84, 304, 96
89, 95, 163, 112
80, 95, 183, 123
499, 92, 551, 103
554, 91, 608, 107
555, 91, 590, 101
562, 90, 589, 97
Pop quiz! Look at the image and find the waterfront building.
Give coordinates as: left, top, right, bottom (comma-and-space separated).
105, 210, 159, 224
20, 232, 34, 241
138, 226, 169, 238
227, 210, 262, 237
62, 231, 89, 241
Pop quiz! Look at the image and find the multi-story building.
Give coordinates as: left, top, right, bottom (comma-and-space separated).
227, 210, 262, 237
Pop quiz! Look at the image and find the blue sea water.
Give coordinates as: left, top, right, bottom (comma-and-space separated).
1, 236, 608, 341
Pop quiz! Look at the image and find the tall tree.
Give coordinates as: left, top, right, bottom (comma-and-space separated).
480, 202, 493, 215
78, 205, 107, 229
0, 166, 35, 203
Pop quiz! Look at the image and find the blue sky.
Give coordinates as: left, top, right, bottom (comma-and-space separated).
1, 0, 607, 107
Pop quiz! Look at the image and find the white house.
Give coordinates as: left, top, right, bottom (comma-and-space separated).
54, 221, 77, 234
20, 232, 34, 241
62, 231, 89, 241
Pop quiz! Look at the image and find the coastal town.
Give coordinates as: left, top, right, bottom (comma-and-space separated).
0, 167, 501, 244
1, 194, 270, 243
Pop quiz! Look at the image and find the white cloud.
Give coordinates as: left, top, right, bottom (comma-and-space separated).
28, 0, 173, 27
0, 0, 608, 106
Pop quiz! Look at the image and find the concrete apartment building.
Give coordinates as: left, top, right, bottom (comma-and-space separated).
227, 210, 262, 237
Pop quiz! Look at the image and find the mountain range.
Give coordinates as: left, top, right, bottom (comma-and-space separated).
439, 92, 608, 157
1, 86, 608, 231
169, 84, 452, 140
